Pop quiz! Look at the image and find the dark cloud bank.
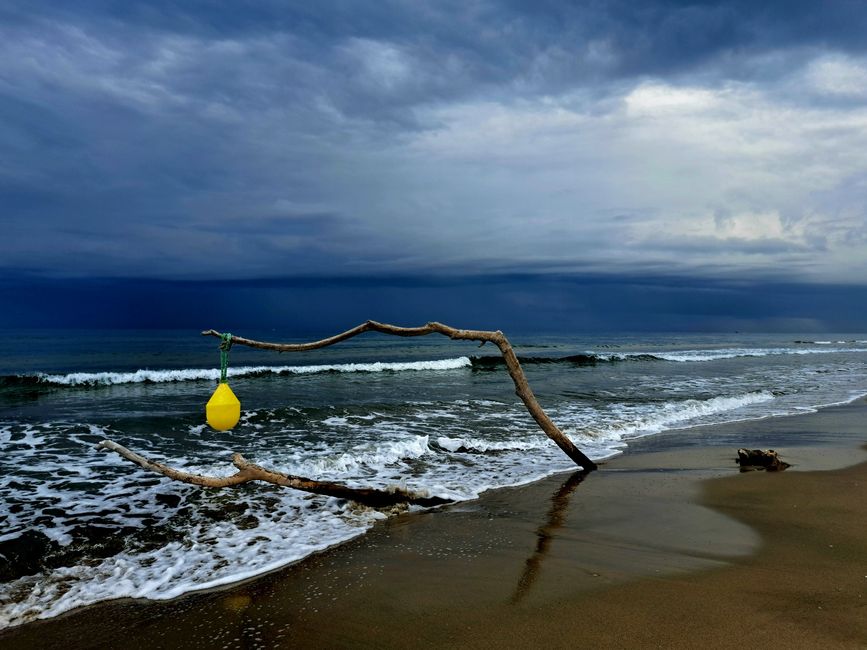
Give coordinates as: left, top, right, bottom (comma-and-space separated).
4, 274, 866, 333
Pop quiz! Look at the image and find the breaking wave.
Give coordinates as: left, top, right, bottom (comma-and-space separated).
14, 357, 474, 387
470, 345, 866, 367
5, 345, 864, 390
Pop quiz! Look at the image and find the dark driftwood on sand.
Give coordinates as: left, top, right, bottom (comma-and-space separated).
97, 440, 451, 508
736, 448, 790, 472
202, 321, 597, 471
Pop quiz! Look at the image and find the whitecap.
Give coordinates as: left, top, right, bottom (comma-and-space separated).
37, 357, 473, 386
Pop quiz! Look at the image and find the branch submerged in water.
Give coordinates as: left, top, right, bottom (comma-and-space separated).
97, 440, 452, 508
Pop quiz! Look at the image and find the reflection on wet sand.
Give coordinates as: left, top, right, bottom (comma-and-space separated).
510, 469, 590, 603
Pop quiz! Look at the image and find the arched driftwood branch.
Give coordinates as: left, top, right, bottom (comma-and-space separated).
100, 322, 597, 509
201, 320, 597, 470
97, 440, 452, 508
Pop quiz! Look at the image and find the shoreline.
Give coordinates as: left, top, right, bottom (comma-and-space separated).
3, 398, 867, 647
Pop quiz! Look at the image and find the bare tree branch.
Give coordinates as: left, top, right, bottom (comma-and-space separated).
103, 322, 597, 508
202, 321, 597, 470
97, 440, 452, 508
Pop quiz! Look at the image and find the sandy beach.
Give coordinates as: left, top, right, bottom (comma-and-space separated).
3, 398, 867, 649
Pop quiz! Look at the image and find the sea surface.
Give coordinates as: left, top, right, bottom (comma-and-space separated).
2, 328, 866, 628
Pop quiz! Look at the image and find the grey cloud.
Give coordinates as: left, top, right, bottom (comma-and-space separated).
2, 1, 867, 285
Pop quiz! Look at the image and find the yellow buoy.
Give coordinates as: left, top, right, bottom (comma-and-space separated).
207, 332, 240, 431
206, 382, 240, 431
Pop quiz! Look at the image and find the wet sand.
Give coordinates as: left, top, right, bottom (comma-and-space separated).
3, 399, 867, 648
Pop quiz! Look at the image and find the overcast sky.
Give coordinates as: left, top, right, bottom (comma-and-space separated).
2, 1, 867, 330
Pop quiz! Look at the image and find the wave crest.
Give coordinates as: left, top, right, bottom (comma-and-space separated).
28, 357, 473, 386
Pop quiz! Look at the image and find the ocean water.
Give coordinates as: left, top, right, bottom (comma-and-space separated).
1, 328, 866, 628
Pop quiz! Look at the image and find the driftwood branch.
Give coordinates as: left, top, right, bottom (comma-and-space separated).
736, 448, 790, 472
101, 322, 596, 510
202, 321, 597, 471
97, 440, 452, 508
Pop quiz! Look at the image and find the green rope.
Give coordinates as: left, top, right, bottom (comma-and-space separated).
219, 333, 233, 384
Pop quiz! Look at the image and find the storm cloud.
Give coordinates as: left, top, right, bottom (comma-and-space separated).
1, 1, 867, 329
